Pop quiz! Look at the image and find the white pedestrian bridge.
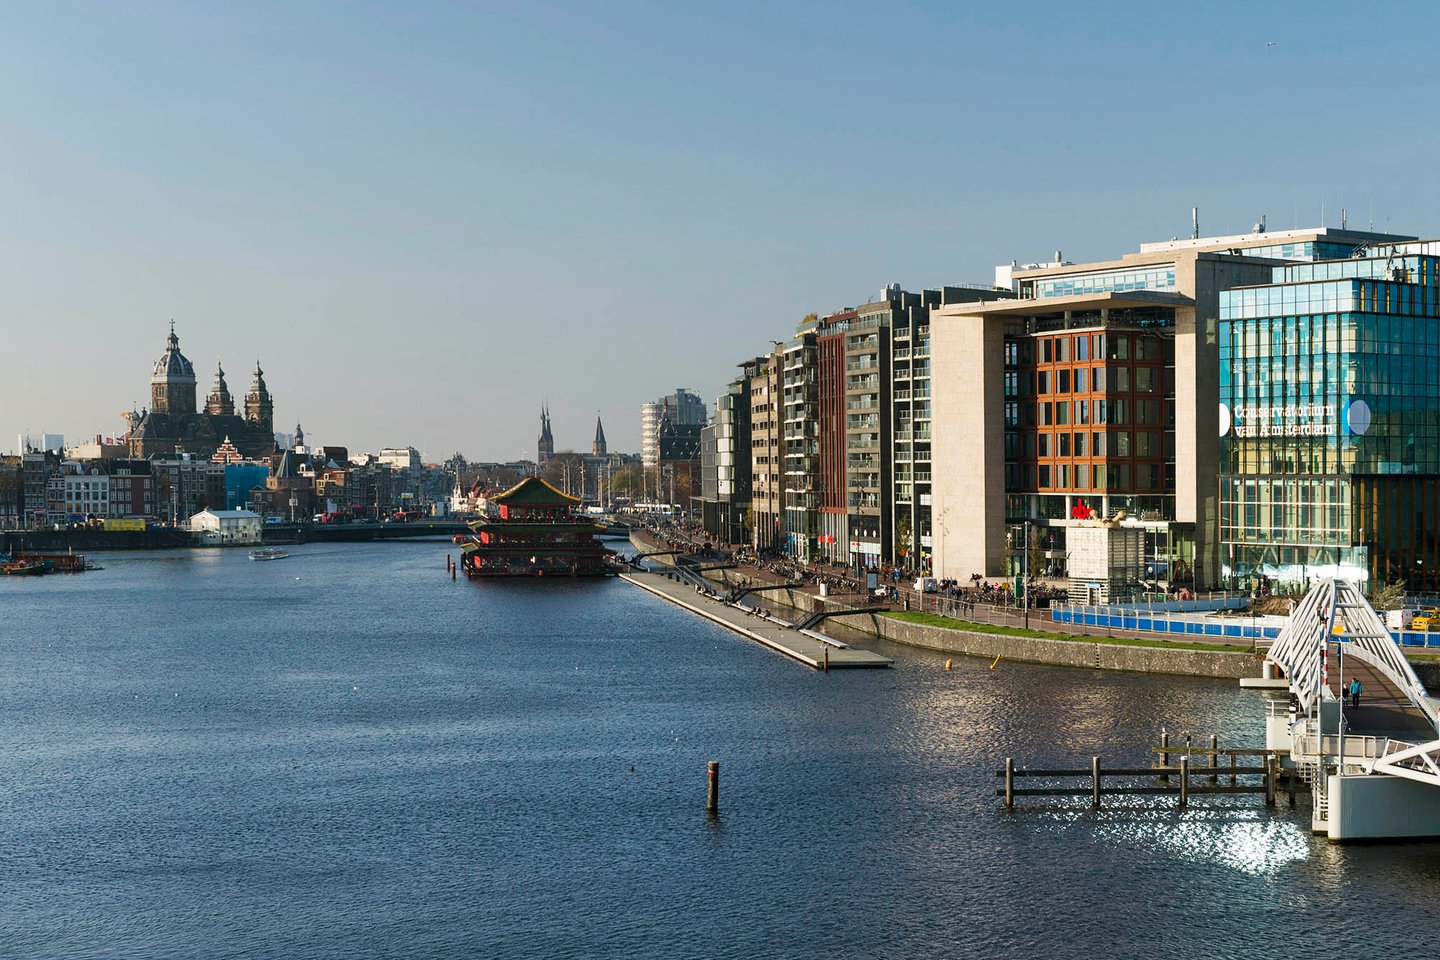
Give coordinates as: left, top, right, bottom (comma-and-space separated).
1262, 579, 1440, 840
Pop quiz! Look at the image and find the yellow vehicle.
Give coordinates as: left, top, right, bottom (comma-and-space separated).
1411, 609, 1440, 631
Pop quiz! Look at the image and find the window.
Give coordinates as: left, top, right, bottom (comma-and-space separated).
1075, 368, 1088, 393
1109, 336, 1130, 360
1135, 367, 1154, 392
1114, 431, 1131, 456
1058, 433, 1070, 456
1076, 336, 1089, 361
1038, 433, 1050, 457
1074, 432, 1086, 456
1057, 338, 1070, 362
1056, 401, 1070, 425
1058, 369, 1071, 393
1037, 371, 1050, 394
1115, 367, 1130, 392
1076, 400, 1089, 424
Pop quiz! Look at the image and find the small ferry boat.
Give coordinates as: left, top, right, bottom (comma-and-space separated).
249, 548, 290, 561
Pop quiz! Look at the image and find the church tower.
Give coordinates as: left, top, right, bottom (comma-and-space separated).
245, 361, 274, 433
593, 415, 607, 457
205, 361, 235, 416
151, 322, 197, 416
538, 405, 555, 464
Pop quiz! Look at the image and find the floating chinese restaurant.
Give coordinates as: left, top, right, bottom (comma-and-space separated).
458, 477, 612, 577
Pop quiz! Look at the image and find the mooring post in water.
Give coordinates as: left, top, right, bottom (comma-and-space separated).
706, 761, 719, 814
451, 564, 456, 581
823, 646, 829, 673
1091, 756, 1101, 809
1265, 755, 1276, 808
1179, 757, 1189, 808
1159, 730, 1170, 783
1004, 757, 1014, 810
1209, 735, 1219, 784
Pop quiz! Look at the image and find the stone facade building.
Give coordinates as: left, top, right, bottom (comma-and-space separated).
128, 325, 277, 461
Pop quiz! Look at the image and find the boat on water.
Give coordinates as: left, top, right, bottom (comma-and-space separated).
457, 477, 612, 578
0, 548, 98, 574
249, 548, 290, 561
1, 559, 52, 576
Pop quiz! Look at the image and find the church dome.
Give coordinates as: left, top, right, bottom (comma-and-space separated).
152, 324, 196, 385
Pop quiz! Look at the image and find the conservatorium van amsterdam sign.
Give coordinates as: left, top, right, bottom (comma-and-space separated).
1222, 402, 1334, 438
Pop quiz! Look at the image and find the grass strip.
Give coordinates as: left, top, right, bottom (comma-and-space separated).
880, 610, 1244, 653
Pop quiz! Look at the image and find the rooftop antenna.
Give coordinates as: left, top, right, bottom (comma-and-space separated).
1191, 207, 1199, 240
1342, 207, 1347, 230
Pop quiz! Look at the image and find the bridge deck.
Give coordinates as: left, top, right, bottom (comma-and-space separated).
619, 570, 892, 669
1326, 649, 1435, 740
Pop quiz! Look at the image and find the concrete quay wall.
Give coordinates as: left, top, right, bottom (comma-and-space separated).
697, 564, 1258, 680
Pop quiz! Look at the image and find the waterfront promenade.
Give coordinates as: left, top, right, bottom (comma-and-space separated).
619, 568, 892, 669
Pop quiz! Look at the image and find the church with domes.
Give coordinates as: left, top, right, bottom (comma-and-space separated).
127, 324, 279, 461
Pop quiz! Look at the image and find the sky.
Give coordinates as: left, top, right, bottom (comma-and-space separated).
5, 0, 1440, 460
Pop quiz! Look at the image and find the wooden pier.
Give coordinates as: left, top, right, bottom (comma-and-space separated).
619, 569, 892, 669
997, 745, 1286, 810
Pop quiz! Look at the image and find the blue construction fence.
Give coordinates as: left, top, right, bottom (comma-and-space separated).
1051, 604, 1440, 647
1050, 605, 1279, 642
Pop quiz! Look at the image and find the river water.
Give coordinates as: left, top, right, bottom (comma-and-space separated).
2, 542, 1438, 958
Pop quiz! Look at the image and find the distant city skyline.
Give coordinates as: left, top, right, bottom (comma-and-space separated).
6, 2, 1440, 457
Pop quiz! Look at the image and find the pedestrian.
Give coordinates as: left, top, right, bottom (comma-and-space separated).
1349, 678, 1362, 709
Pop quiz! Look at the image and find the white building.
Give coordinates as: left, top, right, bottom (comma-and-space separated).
188, 508, 262, 545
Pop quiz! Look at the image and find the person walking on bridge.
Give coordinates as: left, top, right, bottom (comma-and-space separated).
1348, 677, 1362, 710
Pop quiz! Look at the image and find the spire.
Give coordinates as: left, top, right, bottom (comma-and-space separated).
295, 423, 304, 448
245, 357, 273, 430
206, 359, 235, 416
593, 414, 607, 457
538, 402, 554, 464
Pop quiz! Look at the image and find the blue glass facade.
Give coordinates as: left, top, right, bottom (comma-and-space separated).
1036, 266, 1177, 299
1218, 253, 1440, 589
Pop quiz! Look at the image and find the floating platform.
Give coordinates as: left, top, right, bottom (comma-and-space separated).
619, 569, 892, 669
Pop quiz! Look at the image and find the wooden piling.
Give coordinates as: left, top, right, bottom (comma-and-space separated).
706, 761, 720, 814
451, 564, 456, 581
1264, 755, 1276, 807
1091, 756, 1101, 809
1004, 757, 1014, 810
823, 645, 829, 673
1209, 735, 1219, 784
1159, 730, 1170, 783
1179, 757, 1189, 808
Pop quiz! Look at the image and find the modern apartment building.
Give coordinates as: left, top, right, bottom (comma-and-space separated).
696, 358, 763, 545
813, 285, 1014, 572
641, 389, 707, 469
781, 326, 819, 561
889, 285, 1015, 572
1219, 238, 1440, 592
749, 349, 782, 552
932, 225, 1407, 591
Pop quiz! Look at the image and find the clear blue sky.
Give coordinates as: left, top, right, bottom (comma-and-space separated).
5, 1, 1439, 459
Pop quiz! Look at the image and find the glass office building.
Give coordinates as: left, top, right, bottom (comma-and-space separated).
1218, 250, 1440, 590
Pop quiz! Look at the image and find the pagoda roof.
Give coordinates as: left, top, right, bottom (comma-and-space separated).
467, 518, 603, 533
491, 476, 579, 506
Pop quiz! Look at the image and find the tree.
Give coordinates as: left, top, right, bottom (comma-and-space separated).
541, 452, 586, 497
